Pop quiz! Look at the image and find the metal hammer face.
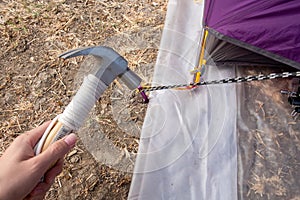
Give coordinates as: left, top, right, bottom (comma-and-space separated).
59, 46, 142, 90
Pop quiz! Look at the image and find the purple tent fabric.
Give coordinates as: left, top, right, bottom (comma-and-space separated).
204, 0, 300, 68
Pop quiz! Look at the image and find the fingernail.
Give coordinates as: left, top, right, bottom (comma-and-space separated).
64, 133, 77, 147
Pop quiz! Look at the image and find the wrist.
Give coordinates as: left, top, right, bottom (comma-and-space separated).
0, 164, 9, 200
0, 158, 20, 200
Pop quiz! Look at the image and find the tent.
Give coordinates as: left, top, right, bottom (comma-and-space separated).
201, 0, 300, 70
129, 0, 300, 199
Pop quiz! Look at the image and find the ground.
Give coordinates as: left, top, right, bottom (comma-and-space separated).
1, 1, 300, 200
237, 67, 300, 200
0, 0, 167, 199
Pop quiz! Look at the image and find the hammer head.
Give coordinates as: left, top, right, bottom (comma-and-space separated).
59, 46, 142, 90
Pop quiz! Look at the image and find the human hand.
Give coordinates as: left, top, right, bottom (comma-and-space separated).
0, 121, 77, 200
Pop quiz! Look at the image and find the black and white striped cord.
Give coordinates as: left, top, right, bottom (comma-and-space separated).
140, 71, 300, 92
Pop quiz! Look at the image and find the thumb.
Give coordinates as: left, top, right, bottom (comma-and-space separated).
34, 133, 77, 172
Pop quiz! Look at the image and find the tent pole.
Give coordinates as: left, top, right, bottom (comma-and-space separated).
193, 27, 208, 83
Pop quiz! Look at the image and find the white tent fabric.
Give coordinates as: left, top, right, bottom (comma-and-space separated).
129, 0, 237, 199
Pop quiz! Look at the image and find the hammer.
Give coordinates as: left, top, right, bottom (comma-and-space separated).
35, 46, 143, 155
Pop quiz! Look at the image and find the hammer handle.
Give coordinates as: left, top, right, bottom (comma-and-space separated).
41, 121, 63, 152
34, 116, 72, 155
59, 74, 107, 131
35, 74, 107, 154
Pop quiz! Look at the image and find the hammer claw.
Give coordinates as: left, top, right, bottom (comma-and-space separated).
59, 46, 94, 59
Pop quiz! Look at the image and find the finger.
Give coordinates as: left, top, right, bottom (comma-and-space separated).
24, 193, 45, 200
28, 182, 51, 199
33, 133, 77, 172
28, 194, 46, 200
26, 194, 46, 200
26, 121, 51, 147
27, 158, 63, 199
44, 158, 64, 184
26, 159, 63, 199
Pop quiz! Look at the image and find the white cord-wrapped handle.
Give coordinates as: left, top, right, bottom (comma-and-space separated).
59, 74, 107, 130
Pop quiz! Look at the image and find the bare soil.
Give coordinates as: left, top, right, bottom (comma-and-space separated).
0, 0, 167, 199
237, 67, 300, 200
1, 1, 300, 200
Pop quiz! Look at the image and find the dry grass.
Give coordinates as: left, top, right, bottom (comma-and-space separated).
1, 1, 300, 200
0, 0, 167, 199
237, 67, 300, 200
